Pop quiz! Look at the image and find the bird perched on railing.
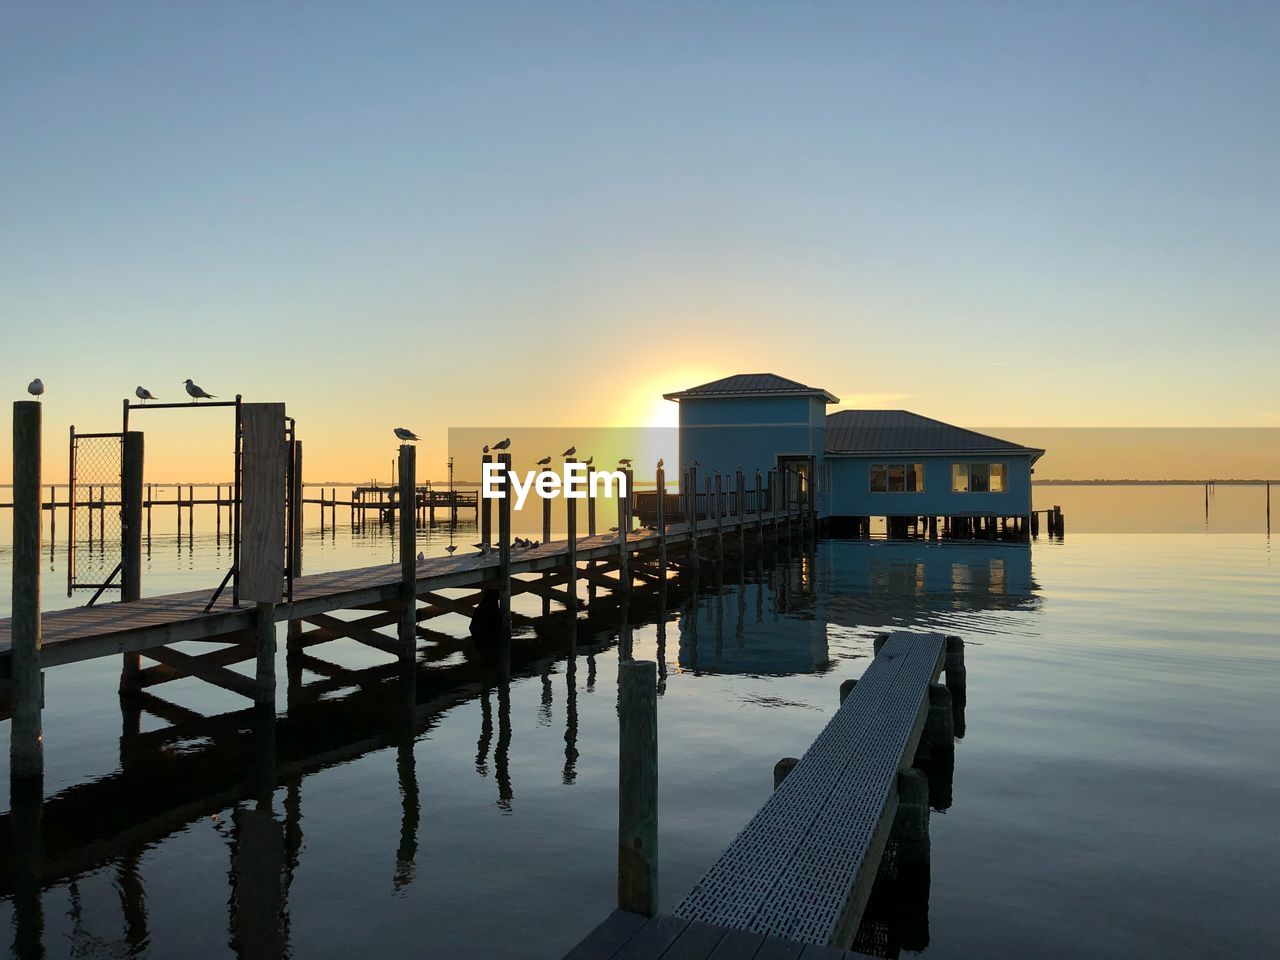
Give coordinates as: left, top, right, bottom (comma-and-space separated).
135, 386, 157, 403
493, 437, 511, 450
394, 427, 420, 442
184, 379, 216, 402
417, 551, 426, 563
536, 455, 552, 466
473, 542, 492, 557
562, 446, 576, 457
27, 378, 44, 399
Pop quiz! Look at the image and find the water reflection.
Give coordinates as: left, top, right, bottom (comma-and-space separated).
3, 532, 1021, 959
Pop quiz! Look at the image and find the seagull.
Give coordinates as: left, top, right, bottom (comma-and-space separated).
493, 437, 511, 450
446, 544, 458, 555
135, 386, 157, 403
27, 378, 44, 399
584, 456, 593, 466
562, 446, 576, 457
184, 379, 216, 401
536, 455, 552, 466
417, 551, 426, 563
657, 458, 664, 469
483, 444, 490, 454
394, 427, 420, 442
619, 458, 633, 467
473, 542, 492, 557
529, 540, 539, 549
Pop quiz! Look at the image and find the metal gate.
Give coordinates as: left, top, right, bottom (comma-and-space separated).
68, 427, 125, 600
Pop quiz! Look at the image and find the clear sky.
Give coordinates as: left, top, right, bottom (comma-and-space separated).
2, 1, 1277, 481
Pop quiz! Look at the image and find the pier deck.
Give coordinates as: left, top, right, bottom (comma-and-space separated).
0, 511, 791, 673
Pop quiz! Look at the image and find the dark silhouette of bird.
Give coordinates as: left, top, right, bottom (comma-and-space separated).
493, 437, 511, 450
394, 427, 420, 442
562, 446, 576, 457
619, 458, 633, 467
184, 379, 215, 401
135, 386, 157, 403
483, 444, 490, 454
536, 455, 552, 466
27, 378, 44, 399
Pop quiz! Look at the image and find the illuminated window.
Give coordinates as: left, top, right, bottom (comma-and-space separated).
991, 463, 1006, 492
951, 462, 1009, 493
907, 463, 924, 492
870, 463, 925, 494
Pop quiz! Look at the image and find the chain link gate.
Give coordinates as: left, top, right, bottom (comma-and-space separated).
68, 427, 125, 601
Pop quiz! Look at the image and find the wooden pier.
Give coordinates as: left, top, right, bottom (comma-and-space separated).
1, 420, 812, 785
563, 630, 965, 959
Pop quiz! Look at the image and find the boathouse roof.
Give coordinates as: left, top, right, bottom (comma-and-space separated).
663, 373, 839, 403
825, 410, 1044, 458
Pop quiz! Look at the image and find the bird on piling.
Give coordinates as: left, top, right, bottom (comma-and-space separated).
27, 378, 44, 399
493, 437, 511, 450
394, 427, 420, 442
657, 458, 664, 469
184, 379, 216, 402
562, 446, 576, 457
583, 456, 594, 466
483, 444, 490, 454
619, 458, 633, 467
135, 386, 157, 403
536, 455, 552, 467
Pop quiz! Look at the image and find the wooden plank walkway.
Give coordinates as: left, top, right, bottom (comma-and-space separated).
674, 632, 945, 946
0, 511, 794, 672
561, 631, 949, 959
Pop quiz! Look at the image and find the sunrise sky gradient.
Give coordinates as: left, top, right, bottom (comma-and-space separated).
3, 2, 1277, 481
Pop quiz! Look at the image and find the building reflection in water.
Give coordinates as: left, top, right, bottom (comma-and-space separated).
3, 534, 1002, 960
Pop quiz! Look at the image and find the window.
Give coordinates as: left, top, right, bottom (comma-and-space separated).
952, 462, 1009, 493
870, 463, 924, 493
870, 464, 887, 492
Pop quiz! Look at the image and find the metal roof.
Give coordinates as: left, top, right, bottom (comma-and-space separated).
663, 373, 839, 403
825, 410, 1044, 458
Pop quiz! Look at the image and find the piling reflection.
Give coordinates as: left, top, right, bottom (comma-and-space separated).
3, 529, 1013, 959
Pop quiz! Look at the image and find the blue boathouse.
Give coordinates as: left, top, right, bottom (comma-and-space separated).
664, 373, 1045, 539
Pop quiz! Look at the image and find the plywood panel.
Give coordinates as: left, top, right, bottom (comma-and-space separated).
240, 403, 287, 603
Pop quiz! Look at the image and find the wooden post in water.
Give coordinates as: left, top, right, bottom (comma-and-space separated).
1268, 481, 1272, 536
618, 659, 658, 917
498, 452, 512, 634
119, 431, 144, 694
617, 468, 629, 589
714, 473, 724, 555
655, 461, 666, 569
398, 444, 417, 659
687, 466, 699, 561
566, 457, 578, 610
241, 403, 287, 705
11, 401, 43, 782
290, 441, 303, 576
481, 452, 493, 546
736, 469, 745, 543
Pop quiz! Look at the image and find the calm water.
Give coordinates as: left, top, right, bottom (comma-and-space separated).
1, 486, 1277, 958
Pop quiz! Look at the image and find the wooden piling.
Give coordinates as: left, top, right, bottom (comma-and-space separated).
566, 457, 578, 610
498, 453, 512, 633
687, 466, 699, 559
481, 452, 493, 546
10, 401, 43, 781
655, 462, 666, 569
618, 659, 658, 917
617, 468, 629, 588
773, 757, 798, 790
398, 445, 417, 659
255, 602, 276, 706
290, 441, 303, 575
736, 469, 745, 542
119, 431, 144, 694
